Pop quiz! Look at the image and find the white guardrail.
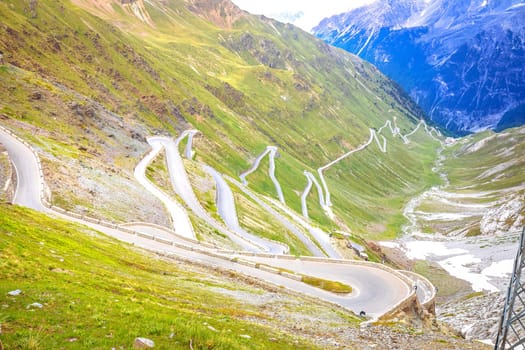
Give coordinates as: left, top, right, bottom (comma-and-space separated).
399, 270, 437, 309
0, 124, 436, 320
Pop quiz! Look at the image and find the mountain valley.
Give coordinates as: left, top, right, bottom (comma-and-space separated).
0, 0, 523, 348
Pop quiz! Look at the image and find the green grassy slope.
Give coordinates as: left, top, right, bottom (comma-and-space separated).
0, 203, 362, 349
412, 126, 525, 236
0, 0, 439, 243
445, 127, 525, 192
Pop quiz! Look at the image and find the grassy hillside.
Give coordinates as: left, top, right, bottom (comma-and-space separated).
445, 127, 525, 193
0, 0, 439, 245
0, 203, 363, 349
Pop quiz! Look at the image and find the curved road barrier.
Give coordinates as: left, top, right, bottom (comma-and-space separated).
119, 222, 216, 250
399, 270, 437, 313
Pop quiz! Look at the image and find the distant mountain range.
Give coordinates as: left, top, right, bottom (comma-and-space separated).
313, 0, 525, 134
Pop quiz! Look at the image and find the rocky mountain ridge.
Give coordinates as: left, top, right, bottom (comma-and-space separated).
314, 0, 525, 134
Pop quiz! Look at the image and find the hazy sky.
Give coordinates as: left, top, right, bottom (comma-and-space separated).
231, 0, 374, 32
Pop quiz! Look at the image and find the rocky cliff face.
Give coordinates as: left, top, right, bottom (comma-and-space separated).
187, 0, 246, 28
314, 0, 525, 135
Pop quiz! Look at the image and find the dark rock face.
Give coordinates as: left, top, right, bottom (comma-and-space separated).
314, 0, 525, 134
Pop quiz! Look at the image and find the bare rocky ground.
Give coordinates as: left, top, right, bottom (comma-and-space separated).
1, 85, 173, 228
438, 292, 504, 343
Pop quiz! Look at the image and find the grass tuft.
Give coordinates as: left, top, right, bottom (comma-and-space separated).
301, 276, 353, 294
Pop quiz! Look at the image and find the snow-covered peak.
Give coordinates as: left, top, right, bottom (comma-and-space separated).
314, 0, 428, 39
404, 0, 523, 28
316, 0, 524, 34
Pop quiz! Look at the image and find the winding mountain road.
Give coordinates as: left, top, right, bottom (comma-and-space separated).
238, 255, 410, 316
0, 126, 432, 319
204, 165, 287, 254
1, 131, 47, 212
240, 146, 285, 204
226, 174, 325, 257
301, 171, 327, 218
134, 138, 195, 239
268, 197, 342, 259
317, 128, 378, 208
238, 147, 342, 257
183, 129, 197, 159
143, 135, 263, 252
302, 119, 442, 218
177, 131, 287, 254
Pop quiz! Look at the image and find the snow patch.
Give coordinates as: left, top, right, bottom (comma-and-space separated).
402, 240, 510, 292
439, 254, 498, 292
482, 259, 513, 278
379, 241, 400, 249
403, 240, 468, 260
415, 211, 475, 221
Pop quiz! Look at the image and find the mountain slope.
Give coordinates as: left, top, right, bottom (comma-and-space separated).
314, 0, 525, 134
409, 125, 525, 237
0, 0, 439, 244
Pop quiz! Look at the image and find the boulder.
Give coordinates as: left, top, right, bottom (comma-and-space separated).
26, 302, 43, 309
7, 289, 22, 296
133, 337, 155, 349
